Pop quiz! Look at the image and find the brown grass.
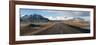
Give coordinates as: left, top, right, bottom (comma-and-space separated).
64, 20, 89, 28
20, 22, 54, 36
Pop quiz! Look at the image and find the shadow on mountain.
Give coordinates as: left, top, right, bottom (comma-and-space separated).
20, 14, 49, 22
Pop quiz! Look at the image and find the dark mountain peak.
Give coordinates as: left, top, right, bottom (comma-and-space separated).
33, 14, 44, 18
21, 14, 49, 22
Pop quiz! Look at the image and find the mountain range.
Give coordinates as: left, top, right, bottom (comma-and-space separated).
20, 14, 88, 23
20, 14, 49, 22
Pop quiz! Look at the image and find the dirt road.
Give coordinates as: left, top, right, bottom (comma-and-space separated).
33, 22, 90, 35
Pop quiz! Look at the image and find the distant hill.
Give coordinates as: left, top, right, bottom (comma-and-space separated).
67, 17, 85, 21
73, 17, 85, 21
67, 17, 90, 24
20, 14, 49, 22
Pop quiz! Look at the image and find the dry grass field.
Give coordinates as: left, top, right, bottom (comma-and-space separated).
64, 20, 90, 29
20, 22, 55, 36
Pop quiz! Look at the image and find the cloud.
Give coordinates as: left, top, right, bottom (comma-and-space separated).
20, 15, 25, 17
66, 17, 74, 20
42, 10, 89, 17
21, 8, 90, 21
72, 11, 83, 15
44, 16, 68, 20
21, 8, 90, 17
43, 11, 90, 20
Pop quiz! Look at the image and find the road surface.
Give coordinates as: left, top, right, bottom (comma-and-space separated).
32, 22, 90, 35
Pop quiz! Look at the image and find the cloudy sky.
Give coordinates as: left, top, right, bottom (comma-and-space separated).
20, 8, 90, 21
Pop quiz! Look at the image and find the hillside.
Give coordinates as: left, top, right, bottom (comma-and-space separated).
20, 14, 49, 22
